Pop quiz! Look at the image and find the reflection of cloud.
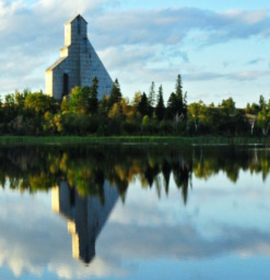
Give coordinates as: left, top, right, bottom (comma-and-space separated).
0, 190, 126, 279
47, 257, 126, 279
99, 222, 270, 262
1, 173, 270, 279
246, 58, 263, 65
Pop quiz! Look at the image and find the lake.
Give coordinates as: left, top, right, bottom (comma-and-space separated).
1, 144, 270, 279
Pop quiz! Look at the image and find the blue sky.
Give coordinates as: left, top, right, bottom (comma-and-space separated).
1, 0, 270, 107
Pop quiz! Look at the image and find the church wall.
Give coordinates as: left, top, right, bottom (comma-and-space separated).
45, 70, 53, 97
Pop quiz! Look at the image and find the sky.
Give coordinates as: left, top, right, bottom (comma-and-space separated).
1, 0, 270, 107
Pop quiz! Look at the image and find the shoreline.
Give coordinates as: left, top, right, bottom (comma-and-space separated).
0, 136, 269, 146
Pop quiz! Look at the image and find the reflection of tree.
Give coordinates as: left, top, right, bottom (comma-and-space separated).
1, 144, 270, 203
172, 158, 192, 204
162, 160, 171, 195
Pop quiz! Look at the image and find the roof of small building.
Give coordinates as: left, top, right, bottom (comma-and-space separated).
46, 57, 67, 71
66, 14, 88, 25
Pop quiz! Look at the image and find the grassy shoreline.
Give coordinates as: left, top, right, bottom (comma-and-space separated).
0, 135, 269, 146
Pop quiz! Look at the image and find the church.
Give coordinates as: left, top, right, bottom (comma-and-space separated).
46, 14, 113, 100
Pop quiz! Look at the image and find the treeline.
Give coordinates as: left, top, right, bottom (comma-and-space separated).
0, 74, 268, 136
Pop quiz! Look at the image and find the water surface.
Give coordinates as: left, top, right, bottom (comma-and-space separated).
0, 145, 270, 279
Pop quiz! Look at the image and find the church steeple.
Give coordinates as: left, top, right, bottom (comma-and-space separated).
46, 14, 113, 100
64, 14, 88, 46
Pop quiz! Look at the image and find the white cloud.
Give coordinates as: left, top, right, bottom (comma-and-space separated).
0, 1, 270, 105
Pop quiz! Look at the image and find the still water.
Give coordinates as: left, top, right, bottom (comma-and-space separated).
1, 145, 270, 279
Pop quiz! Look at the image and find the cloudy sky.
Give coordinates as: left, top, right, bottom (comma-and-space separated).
1, 0, 270, 107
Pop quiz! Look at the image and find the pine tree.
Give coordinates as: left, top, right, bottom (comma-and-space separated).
137, 92, 149, 117
109, 78, 122, 107
88, 77, 99, 115
148, 81, 156, 107
167, 92, 178, 120
175, 74, 183, 113
155, 85, 165, 121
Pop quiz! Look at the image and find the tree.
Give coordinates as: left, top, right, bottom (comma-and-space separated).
108, 103, 122, 120
187, 102, 200, 133
61, 96, 70, 113
175, 74, 183, 110
259, 95, 266, 110
155, 85, 165, 121
3, 93, 17, 123
175, 74, 188, 118
182, 91, 187, 117
15, 89, 29, 112
5, 94, 15, 106
148, 81, 156, 107
166, 75, 186, 120
250, 102, 260, 114
187, 101, 213, 134
68, 86, 88, 114
221, 97, 236, 115
137, 92, 149, 117
257, 107, 270, 135
88, 77, 99, 115
24, 92, 54, 114
132, 91, 142, 108
109, 78, 122, 107
166, 92, 178, 120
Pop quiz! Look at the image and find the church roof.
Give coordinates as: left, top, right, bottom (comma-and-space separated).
66, 14, 88, 25
46, 57, 67, 71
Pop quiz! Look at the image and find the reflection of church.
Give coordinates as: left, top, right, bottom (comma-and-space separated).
51, 181, 119, 264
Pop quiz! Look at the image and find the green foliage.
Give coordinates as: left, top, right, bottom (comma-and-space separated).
137, 93, 149, 117
175, 74, 183, 109
142, 115, 158, 134
109, 78, 122, 107
0, 74, 269, 137
88, 77, 99, 115
221, 97, 236, 115
148, 81, 155, 107
257, 107, 270, 135
155, 85, 165, 121
24, 92, 54, 114
167, 92, 178, 119
69, 86, 88, 114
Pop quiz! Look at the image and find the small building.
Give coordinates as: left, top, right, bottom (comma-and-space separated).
46, 14, 113, 100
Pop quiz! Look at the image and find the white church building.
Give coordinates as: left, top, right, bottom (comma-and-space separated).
46, 14, 113, 100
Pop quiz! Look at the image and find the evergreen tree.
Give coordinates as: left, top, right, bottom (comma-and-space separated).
259, 95, 266, 110
182, 91, 187, 118
148, 81, 156, 107
175, 74, 183, 112
88, 77, 99, 115
109, 78, 122, 107
167, 92, 178, 119
155, 85, 165, 121
137, 92, 149, 117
